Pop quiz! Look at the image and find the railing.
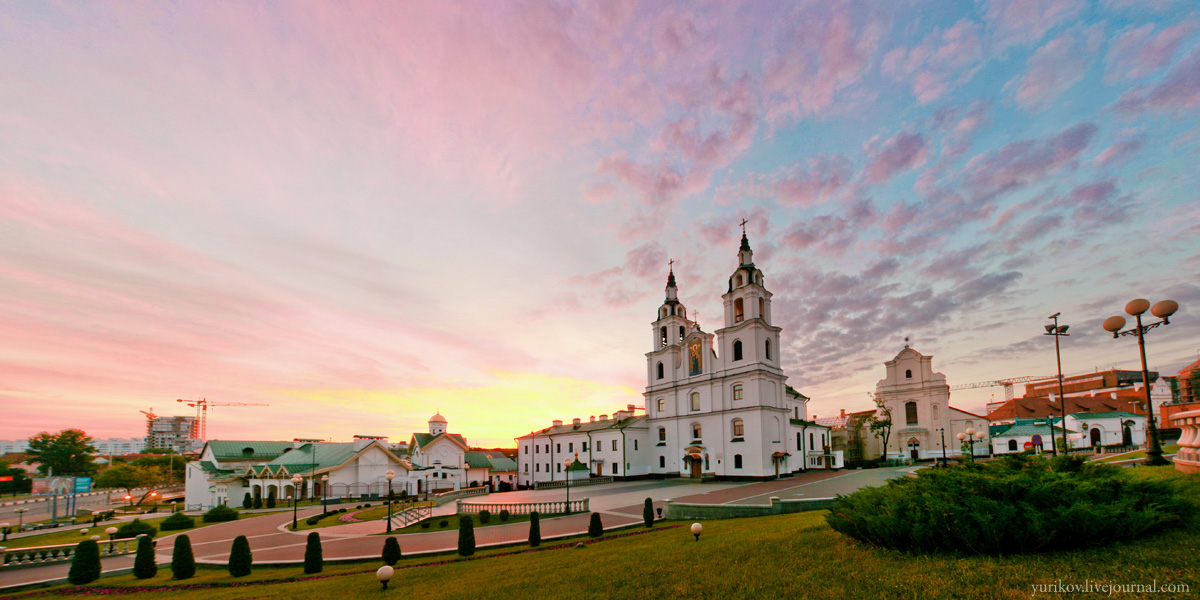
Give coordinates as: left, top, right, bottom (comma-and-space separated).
456, 498, 588, 516
0, 535, 150, 570
534, 476, 613, 489
388, 504, 432, 529
432, 486, 488, 506
1172, 409, 1200, 474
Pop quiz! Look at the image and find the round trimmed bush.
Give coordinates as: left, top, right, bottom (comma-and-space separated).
478, 510, 491, 524
116, 518, 157, 539
160, 512, 195, 531
499, 509, 510, 522
305, 516, 321, 526
438, 519, 449, 528
203, 504, 239, 523
826, 455, 1191, 555
420, 521, 431, 529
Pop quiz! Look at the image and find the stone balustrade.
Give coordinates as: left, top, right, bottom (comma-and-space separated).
1171, 409, 1200, 474
456, 498, 589, 516
534, 476, 613, 489
663, 497, 834, 520
0, 535, 149, 570
431, 486, 489, 506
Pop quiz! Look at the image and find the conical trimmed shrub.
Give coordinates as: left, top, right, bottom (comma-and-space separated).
458, 515, 475, 557
588, 512, 603, 537
242, 492, 252, 509
303, 532, 323, 574
228, 535, 253, 577
68, 539, 101, 584
643, 497, 654, 528
381, 537, 402, 566
528, 511, 541, 547
133, 535, 157, 579
171, 535, 195, 580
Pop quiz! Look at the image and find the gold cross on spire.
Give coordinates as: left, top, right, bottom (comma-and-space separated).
740, 218, 748, 234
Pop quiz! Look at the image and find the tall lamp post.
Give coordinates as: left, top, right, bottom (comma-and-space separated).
14, 508, 28, 531
956, 428, 985, 462
936, 428, 948, 466
563, 457, 572, 514
385, 470, 395, 533
1102, 298, 1178, 466
290, 474, 302, 530
1044, 313, 1070, 456
320, 474, 329, 514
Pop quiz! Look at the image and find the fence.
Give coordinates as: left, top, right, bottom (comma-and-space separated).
389, 504, 432, 529
662, 497, 833, 520
1, 535, 150, 570
432, 486, 488, 506
534, 476, 613, 489
456, 498, 588, 516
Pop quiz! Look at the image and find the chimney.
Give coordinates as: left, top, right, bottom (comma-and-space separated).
840, 409, 845, 418
573, 418, 581, 427
599, 414, 608, 421
627, 404, 636, 413
589, 416, 596, 423
552, 420, 563, 427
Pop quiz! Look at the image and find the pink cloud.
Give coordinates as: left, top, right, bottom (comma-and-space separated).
1105, 22, 1196, 82
881, 18, 984, 104
865, 131, 929, 184
1010, 27, 1102, 112
1111, 47, 1200, 115
962, 122, 1098, 200
1094, 132, 1147, 166
772, 154, 853, 206
985, 0, 1086, 50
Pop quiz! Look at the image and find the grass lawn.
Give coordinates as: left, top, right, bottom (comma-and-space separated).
9, 467, 1197, 599
293, 501, 433, 531
1091, 444, 1181, 463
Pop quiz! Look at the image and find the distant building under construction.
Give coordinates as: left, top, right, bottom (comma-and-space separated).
146, 415, 200, 452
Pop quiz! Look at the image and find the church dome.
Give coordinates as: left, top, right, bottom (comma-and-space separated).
429, 413, 447, 423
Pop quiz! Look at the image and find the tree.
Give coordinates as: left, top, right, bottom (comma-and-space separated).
643, 497, 654, 528
228, 535, 253, 577
133, 535, 157, 579
588, 512, 604, 537
171, 535, 196, 580
253, 493, 263, 509
95, 465, 155, 493
458, 515, 475, 556
242, 492, 252, 509
0, 463, 32, 495
867, 397, 894, 458
528, 511, 541, 547
266, 490, 276, 509
304, 532, 323, 574
68, 539, 101, 584
381, 537, 402, 566
27, 429, 97, 476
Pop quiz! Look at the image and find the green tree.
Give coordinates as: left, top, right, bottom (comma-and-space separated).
171, 535, 196, 580
303, 532, 323, 574
588, 512, 604, 537
27, 429, 97, 476
643, 497, 654, 528
228, 535, 253, 577
528, 511, 541, 547
867, 401, 894, 458
458, 515, 476, 556
242, 492, 252, 509
133, 535, 157, 579
68, 539, 102, 584
266, 490, 276, 509
381, 537, 402, 566
0, 463, 32, 495
95, 464, 155, 493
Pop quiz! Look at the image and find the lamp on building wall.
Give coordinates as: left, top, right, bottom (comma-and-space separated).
385, 470, 395, 533
1102, 298, 1178, 466
1044, 313, 1070, 456
290, 474, 303, 529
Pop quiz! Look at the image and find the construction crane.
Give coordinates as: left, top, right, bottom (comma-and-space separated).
176, 398, 269, 440
950, 376, 1056, 401
138, 408, 157, 435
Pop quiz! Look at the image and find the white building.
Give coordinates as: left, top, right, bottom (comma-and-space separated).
988, 419, 1070, 454
517, 232, 838, 484
1065, 411, 1146, 448
876, 346, 989, 461
92, 438, 147, 455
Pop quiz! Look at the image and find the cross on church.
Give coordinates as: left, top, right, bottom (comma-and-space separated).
740, 218, 748, 234
668, 258, 674, 271
904, 337, 910, 348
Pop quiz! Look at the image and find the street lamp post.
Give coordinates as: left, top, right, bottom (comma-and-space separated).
321, 474, 329, 514
1102, 298, 1178, 466
1044, 313, 1070, 456
936, 428, 947, 466
290, 474, 303, 530
956, 428, 985, 462
105, 526, 118, 553
14, 508, 28, 532
563, 456, 572, 514
385, 470, 395, 533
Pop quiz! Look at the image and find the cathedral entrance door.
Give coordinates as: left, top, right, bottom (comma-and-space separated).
907, 437, 920, 461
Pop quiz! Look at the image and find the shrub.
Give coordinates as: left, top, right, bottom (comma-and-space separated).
439, 519, 449, 528
365, 503, 372, 508
399, 490, 409, 501
339, 508, 347, 513
420, 521, 431, 529
228, 535, 253, 577
160, 512, 195, 531
826, 455, 1192, 555
303, 532, 322, 574
242, 493, 252, 509
499, 509, 510, 522
133, 535, 157, 579
68, 539, 101, 585
203, 504, 239, 523
266, 491, 276, 509
116, 518, 157, 539
458, 515, 475, 557
643, 497, 654, 528
528, 511, 541, 547
588, 512, 603, 538
253, 495, 263, 509
171, 535, 195, 580
479, 510, 491, 524
306, 516, 321, 525
381, 537, 402, 566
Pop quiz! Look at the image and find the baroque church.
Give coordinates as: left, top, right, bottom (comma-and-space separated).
516, 231, 838, 485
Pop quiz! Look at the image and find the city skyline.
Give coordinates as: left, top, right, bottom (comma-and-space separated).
2, 1, 1199, 447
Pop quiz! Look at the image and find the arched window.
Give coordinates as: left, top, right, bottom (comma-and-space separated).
759, 298, 765, 319
679, 325, 685, 342
690, 392, 700, 411
732, 418, 744, 437
734, 298, 744, 322
765, 339, 772, 360
657, 398, 665, 412
733, 340, 743, 361
660, 327, 667, 348
691, 423, 702, 440
656, 362, 664, 379
661, 308, 667, 319
732, 384, 744, 401
905, 401, 918, 426
734, 454, 743, 469
1008, 440, 1017, 452
659, 456, 665, 468
658, 427, 666, 442
905, 369, 912, 379
736, 274, 743, 286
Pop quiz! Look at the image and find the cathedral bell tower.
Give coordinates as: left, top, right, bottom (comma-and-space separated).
718, 231, 779, 366
647, 264, 693, 385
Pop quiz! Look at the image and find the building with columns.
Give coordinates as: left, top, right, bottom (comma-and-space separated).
875, 346, 989, 461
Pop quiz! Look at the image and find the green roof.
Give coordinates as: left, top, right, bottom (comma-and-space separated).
990, 423, 1074, 437
785, 385, 809, 400
207, 441, 294, 461
1067, 411, 1142, 420
463, 451, 494, 469
517, 415, 647, 439
265, 442, 361, 472
790, 418, 828, 429
487, 455, 517, 472
566, 458, 589, 472
412, 433, 467, 450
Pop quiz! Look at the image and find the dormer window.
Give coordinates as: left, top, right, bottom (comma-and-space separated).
906, 369, 912, 379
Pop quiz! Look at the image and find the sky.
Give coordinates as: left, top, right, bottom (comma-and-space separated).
2, 0, 1199, 448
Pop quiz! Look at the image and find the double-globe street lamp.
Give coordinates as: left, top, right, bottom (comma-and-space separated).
290, 474, 303, 530
1102, 298, 1179, 466
385, 470, 395, 533
957, 428, 985, 461
1044, 313, 1070, 456
563, 456, 573, 514
321, 474, 329, 514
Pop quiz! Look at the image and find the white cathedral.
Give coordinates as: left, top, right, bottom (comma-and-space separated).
517, 232, 839, 485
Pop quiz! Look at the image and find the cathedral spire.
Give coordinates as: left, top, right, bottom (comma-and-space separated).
665, 259, 678, 301
738, 222, 753, 266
